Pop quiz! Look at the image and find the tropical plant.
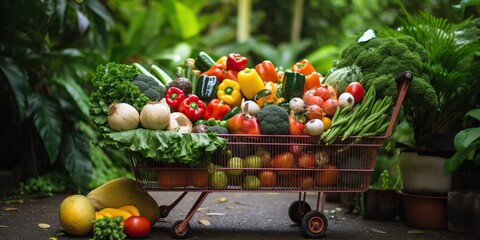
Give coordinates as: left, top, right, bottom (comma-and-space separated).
0, 0, 113, 189
444, 108, 480, 173
380, 3, 480, 150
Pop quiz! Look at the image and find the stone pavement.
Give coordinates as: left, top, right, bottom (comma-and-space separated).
1, 191, 478, 240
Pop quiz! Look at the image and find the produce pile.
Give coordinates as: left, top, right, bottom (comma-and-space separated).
89, 47, 398, 166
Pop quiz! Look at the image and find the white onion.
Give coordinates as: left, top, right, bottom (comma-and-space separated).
305, 119, 324, 136
289, 97, 305, 113
107, 103, 140, 131
338, 92, 355, 108
241, 100, 261, 116
140, 102, 171, 130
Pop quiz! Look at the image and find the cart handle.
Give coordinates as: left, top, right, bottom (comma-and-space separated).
384, 71, 412, 138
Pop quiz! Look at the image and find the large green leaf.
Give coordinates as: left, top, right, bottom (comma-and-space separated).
61, 128, 92, 188
465, 109, 480, 122
0, 57, 28, 122
30, 93, 63, 163
454, 128, 480, 151
54, 75, 90, 118
165, 0, 200, 39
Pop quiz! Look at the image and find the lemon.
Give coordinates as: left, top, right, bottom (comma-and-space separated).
58, 194, 95, 236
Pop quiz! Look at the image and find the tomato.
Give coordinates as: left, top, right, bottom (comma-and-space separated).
227, 113, 261, 134
298, 152, 315, 168
190, 169, 210, 188
272, 152, 295, 175
158, 169, 189, 188
259, 171, 277, 187
345, 82, 365, 103
299, 176, 314, 189
313, 85, 332, 101
314, 164, 340, 187
306, 104, 325, 120
289, 116, 305, 135
123, 216, 151, 238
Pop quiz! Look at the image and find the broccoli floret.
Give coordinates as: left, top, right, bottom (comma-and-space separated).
257, 105, 290, 135
207, 125, 229, 134
336, 35, 438, 108
132, 74, 166, 101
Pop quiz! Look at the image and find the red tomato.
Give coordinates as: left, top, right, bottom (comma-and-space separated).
259, 171, 277, 187
345, 82, 365, 103
227, 113, 261, 134
313, 85, 332, 101
123, 216, 151, 238
314, 164, 340, 187
272, 152, 295, 175
298, 152, 315, 168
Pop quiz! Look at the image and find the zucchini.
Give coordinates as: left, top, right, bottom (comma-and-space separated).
151, 65, 173, 85
196, 51, 216, 72
133, 63, 164, 86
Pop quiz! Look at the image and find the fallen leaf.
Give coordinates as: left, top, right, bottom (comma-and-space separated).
198, 217, 211, 226
49, 237, 58, 240
197, 207, 210, 212
370, 228, 386, 234
0, 224, 8, 228
408, 229, 425, 235
206, 212, 225, 216
38, 223, 51, 229
3, 207, 18, 211
216, 197, 228, 203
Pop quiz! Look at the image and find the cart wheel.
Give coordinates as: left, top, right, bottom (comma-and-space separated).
171, 220, 191, 239
288, 200, 311, 225
301, 211, 328, 239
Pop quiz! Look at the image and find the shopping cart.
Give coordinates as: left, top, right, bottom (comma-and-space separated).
130, 71, 412, 238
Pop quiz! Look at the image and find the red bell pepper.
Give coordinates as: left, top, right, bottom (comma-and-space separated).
292, 59, 316, 76
255, 60, 278, 83
223, 69, 238, 82
226, 53, 248, 72
178, 95, 205, 121
202, 63, 224, 82
203, 99, 231, 120
165, 87, 186, 111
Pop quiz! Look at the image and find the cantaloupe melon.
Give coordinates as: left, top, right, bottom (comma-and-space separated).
58, 194, 95, 236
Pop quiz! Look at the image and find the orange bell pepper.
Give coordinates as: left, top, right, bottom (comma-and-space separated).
304, 72, 322, 93
292, 59, 316, 76
255, 60, 278, 83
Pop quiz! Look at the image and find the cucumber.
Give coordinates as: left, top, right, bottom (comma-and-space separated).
196, 51, 216, 72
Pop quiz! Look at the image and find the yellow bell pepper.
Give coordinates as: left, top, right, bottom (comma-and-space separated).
217, 79, 243, 107
238, 68, 265, 99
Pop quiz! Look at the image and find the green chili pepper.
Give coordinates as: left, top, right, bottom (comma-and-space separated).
281, 70, 305, 102
195, 75, 218, 102
221, 106, 241, 120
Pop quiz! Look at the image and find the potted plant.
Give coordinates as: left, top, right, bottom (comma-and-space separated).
379, 4, 480, 196
363, 167, 402, 221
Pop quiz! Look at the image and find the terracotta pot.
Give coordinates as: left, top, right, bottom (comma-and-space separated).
448, 190, 480, 235
399, 152, 451, 195
401, 192, 447, 230
363, 189, 398, 221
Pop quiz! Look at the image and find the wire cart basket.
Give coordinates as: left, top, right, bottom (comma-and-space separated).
130, 71, 412, 238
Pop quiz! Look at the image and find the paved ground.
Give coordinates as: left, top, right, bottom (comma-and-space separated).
1, 191, 478, 240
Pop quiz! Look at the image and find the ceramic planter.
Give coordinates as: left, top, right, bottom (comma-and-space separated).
363, 189, 398, 221
399, 151, 452, 195
401, 192, 447, 230
448, 191, 480, 235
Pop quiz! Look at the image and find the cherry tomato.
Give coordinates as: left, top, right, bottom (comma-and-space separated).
227, 113, 261, 134
123, 216, 151, 238
345, 82, 365, 103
